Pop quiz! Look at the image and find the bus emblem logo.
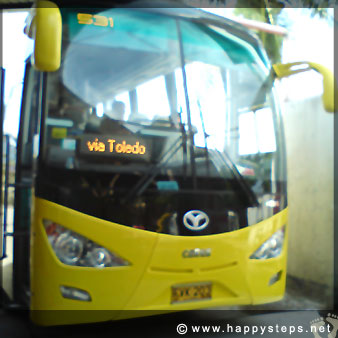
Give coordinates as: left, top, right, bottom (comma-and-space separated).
183, 210, 209, 231
182, 248, 211, 258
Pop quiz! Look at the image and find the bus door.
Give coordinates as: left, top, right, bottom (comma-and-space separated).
0, 66, 17, 305
0, 67, 16, 305
0, 67, 5, 304
1, 62, 41, 307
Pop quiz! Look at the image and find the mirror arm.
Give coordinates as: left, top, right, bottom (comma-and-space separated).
273, 62, 337, 113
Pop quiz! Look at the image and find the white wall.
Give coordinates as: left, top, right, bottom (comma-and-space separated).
282, 95, 334, 289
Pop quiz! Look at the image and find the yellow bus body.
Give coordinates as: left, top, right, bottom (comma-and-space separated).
30, 197, 287, 326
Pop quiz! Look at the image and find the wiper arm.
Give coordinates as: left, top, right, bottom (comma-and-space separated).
211, 149, 259, 207
250, 68, 276, 111
178, 110, 188, 179
122, 136, 183, 203
225, 71, 275, 207
176, 19, 197, 189
197, 99, 211, 178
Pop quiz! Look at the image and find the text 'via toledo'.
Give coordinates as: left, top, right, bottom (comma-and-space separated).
86, 138, 146, 155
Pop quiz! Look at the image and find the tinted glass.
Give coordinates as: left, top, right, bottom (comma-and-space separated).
38, 9, 287, 235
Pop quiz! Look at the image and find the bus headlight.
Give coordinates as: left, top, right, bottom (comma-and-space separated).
54, 233, 84, 265
43, 220, 130, 268
250, 227, 285, 260
87, 248, 114, 268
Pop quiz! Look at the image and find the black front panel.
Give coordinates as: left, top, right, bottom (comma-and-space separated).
36, 166, 254, 236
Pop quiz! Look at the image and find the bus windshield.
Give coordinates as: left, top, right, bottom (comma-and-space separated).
39, 8, 286, 235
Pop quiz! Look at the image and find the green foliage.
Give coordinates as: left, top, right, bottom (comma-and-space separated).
214, 0, 333, 11
210, 1, 331, 63
232, 7, 283, 62
232, 5, 330, 63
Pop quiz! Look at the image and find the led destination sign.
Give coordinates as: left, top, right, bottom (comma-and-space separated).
79, 135, 151, 161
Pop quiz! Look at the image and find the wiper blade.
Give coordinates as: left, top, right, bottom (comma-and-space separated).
176, 19, 197, 189
210, 149, 259, 207
250, 69, 276, 111
197, 99, 211, 178
178, 110, 188, 179
122, 136, 183, 203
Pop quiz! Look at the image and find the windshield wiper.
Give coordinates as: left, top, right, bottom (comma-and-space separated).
197, 99, 211, 178
176, 19, 197, 189
178, 109, 188, 179
122, 136, 184, 203
210, 149, 259, 208
250, 68, 276, 110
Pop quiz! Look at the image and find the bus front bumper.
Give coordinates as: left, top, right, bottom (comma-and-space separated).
30, 198, 288, 326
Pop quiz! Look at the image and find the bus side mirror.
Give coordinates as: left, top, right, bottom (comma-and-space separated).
273, 62, 337, 113
27, 0, 62, 72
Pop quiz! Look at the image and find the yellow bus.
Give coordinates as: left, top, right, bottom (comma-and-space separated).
1, 0, 335, 327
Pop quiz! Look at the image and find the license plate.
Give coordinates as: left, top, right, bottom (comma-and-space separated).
171, 283, 212, 304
